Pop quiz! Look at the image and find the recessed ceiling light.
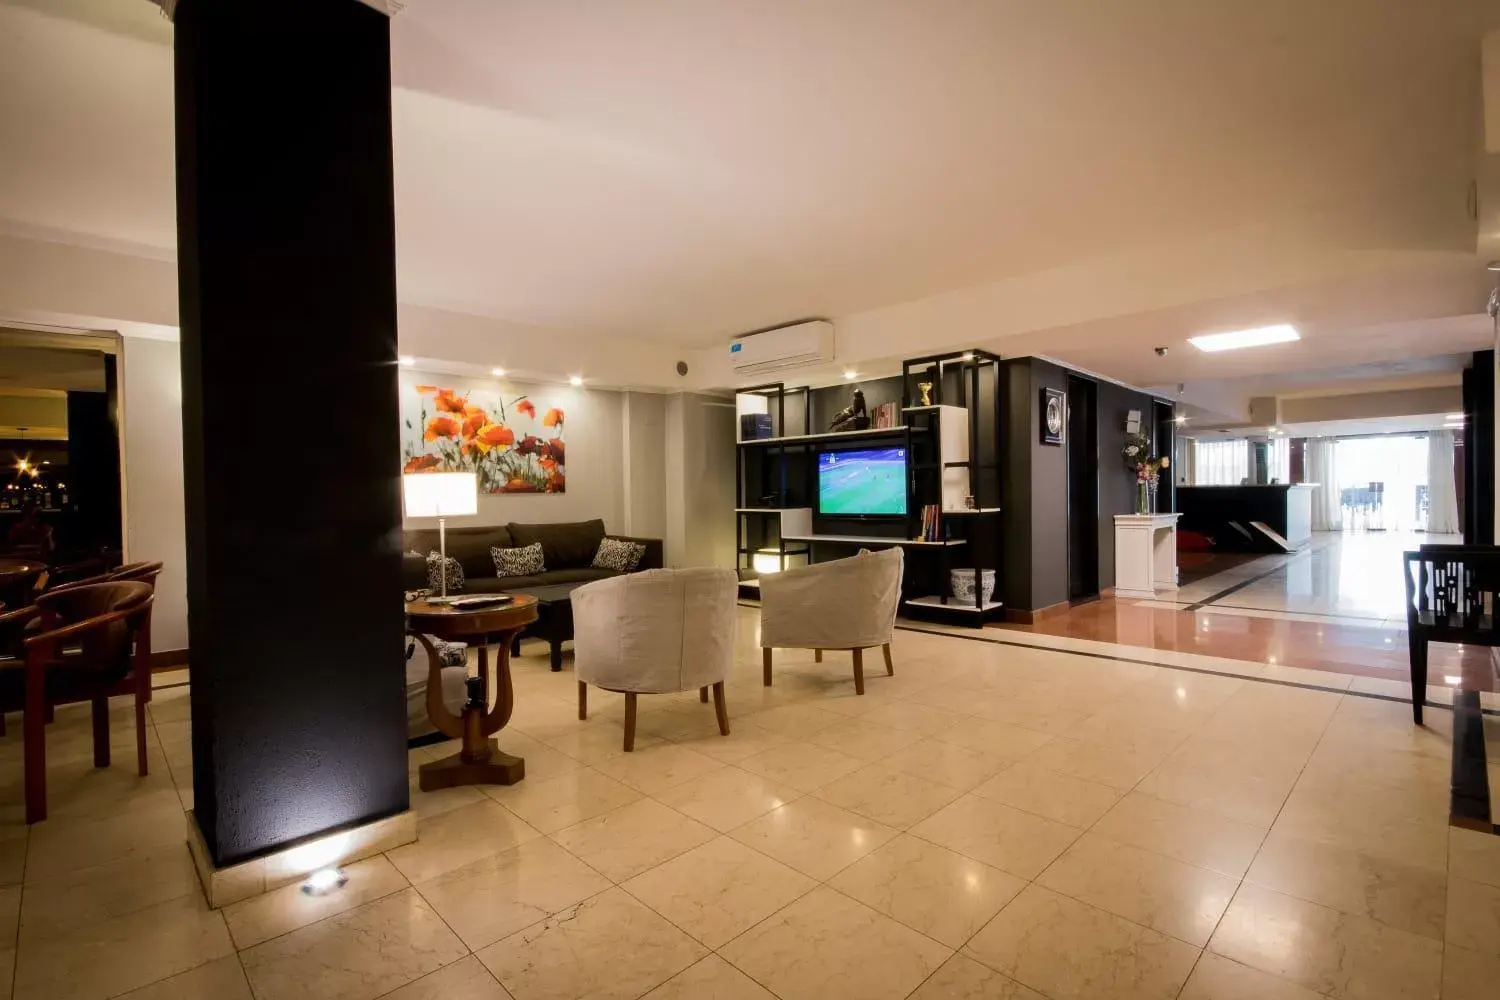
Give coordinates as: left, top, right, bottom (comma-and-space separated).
491, 367, 506, 377
1267, 426, 1278, 434
569, 375, 584, 387
1174, 415, 1186, 425
398, 355, 415, 366
960, 352, 974, 361
1444, 675, 1461, 685
843, 369, 858, 380
1447, 413, 1464, 419
1488, 261, 1500, 272
1188, 324, 1299, 352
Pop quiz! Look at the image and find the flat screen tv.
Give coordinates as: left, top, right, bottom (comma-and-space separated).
817, 446, 908, 517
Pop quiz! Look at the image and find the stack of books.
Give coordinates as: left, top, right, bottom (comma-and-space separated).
869, 401, 900, 428
918, 504, 943, 542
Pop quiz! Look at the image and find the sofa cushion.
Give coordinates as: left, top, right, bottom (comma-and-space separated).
460, 567, 619, 594
491, 542, 546, 578
508, 520, 606, 570
593, 537, 646, 573
425, 552, 465, 593
405, 525, 513, 580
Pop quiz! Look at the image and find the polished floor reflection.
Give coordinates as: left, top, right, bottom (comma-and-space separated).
997, 531, 1500, 691
0, 610, 1496, 999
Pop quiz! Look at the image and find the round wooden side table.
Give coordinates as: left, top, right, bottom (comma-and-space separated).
406, 594, 538, 790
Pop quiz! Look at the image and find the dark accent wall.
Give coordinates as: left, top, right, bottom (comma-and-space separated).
175, 0, 407, 866
1000, 357, 1166, 610
64, 381, 123, 553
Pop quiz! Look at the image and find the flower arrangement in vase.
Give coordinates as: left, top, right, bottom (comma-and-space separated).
1123, 431, 1169, 514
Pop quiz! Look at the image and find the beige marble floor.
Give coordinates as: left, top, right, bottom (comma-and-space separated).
0, 611, 1496, 1000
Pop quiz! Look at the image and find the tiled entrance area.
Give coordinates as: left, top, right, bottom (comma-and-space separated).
1, 609, 1497, 1000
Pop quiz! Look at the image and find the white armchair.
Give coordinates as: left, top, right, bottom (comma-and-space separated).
573, 567, 739, 751
759, 547, 903, 695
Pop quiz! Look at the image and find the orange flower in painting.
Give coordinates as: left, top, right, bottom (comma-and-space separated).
542, 407, 564, 428
415, 385, 438, 394
516, 399, 536, 420
538, 457, 557, 473
461, 410, 487, 439
474, 423, 515, 454
424, 416, 460, 441
433, 389, 468, 414
544, 438, 565, 463
403, 455, 440, 473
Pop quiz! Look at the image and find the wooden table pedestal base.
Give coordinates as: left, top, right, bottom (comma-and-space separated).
419, 738, 524, 790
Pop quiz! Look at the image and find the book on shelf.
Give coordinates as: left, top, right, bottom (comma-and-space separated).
869, 401, 899, 429
917, 504, 942, 542
739, 413, 773, 440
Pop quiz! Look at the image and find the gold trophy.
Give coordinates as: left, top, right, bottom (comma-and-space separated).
917, 382, 933, 406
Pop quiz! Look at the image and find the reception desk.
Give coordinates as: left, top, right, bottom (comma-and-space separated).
1176, 484, 1317, 552
1113, 514, 1180, 599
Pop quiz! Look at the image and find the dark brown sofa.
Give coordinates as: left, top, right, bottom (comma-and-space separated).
401, 518, 663, 594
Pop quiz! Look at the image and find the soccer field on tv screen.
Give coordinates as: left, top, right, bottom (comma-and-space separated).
817, 447, 907, 516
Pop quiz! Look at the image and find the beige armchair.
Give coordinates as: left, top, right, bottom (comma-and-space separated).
759, 547, 903, 695
573, 567, 738, 751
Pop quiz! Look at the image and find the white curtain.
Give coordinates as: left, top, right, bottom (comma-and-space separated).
1426, 429, 1460, 534
1193, 439, 1250, 485
1305, 437, 1341, 531
1269, 438, 1291, 484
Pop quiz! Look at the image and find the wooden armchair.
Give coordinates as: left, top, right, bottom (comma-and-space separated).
1402, 545, 1500, 724
0, 581, 154, 823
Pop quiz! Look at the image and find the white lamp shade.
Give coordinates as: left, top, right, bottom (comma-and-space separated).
403, 472, 477, 518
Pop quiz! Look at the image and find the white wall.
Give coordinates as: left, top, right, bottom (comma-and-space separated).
663, 392, 736, 568
398, 368, 624, 531
119, 336, 187, 653
621, 391, 667, 540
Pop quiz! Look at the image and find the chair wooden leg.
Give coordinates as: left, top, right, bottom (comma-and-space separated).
136, 696, 149, 777
852, 647, 865, 696
91, 696, 110, 769
762, 647, 773, 687
43, 703, 53, 724
24, 682, 46, 824
699, 686, 709, 703
1409, 632, 1428, 725
883, 643, 894, 676
712, 681, 730, 735
814, 648, 823, 663
578, 680, 588, 721
623, 692, 637, 752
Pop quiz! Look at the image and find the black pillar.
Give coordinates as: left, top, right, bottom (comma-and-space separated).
63, 367, 123, 555
174, 0, 407, 866
1462, 350, 1494, 547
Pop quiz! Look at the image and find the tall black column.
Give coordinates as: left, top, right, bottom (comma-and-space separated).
174, 0, 407, 866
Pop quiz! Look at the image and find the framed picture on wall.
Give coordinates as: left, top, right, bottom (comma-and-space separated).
1040, 387, 1065, 446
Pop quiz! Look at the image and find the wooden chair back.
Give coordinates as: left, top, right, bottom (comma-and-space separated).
1403, 545, 1500, 646
110, 561, 163, 588
33, 581, 154, 678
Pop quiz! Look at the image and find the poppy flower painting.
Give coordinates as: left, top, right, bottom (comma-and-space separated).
400, 379, 568, 494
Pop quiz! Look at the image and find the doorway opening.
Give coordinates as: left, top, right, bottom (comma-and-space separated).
1066, 374, 1099, 603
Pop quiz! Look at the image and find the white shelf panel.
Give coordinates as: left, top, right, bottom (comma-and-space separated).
735, 508, 800, 513
940, 508, 1001, 515
782, 533, 966, 548
904, 595, 1004, 612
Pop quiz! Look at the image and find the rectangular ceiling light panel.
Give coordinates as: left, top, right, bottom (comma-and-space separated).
1188, 324, 1300, 353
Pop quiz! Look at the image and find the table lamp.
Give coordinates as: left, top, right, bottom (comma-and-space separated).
402, 471, 477, 599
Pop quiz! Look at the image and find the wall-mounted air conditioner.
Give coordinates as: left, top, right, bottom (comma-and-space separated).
729, 321, 834, 378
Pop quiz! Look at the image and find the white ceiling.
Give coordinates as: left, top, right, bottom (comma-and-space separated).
1, 0, 1499, 393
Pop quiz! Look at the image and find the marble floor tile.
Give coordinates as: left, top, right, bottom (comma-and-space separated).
21, 795, 187, 881
1036, 831, 1239, 946
907, 954, 1046, 999
551, 798, 716, 881
728, 796, 897, 880
963, 884, 1199, 1000
1208, 883, 1442, 1000
407, 780, 487, 821
1448, 826, 1500, 888
653, 765, 801, 832
933, 718, 1054, 760
591, 743, 726, 795
719, 886, 950, 1000
477, 887, 706, 1000
414, 837, 611, 951
1270, 779, 1448, 873
811, 764, 963, 828
972, 761, 1123, 828
1177, 952, 1328, 1000
17, 842, 196, 943
1441, 943, 1500, 1000
882, 738, 1013, 790
115, 956, 253, 1000
856, 701, 972, 737
539, 723, 664, 762
239, 888, 467, 1000
386, 800, 543, 883
829, 834, 1025, 948
1135, 747, 1301, 828
1444, 877, 1500, 955
641, 954, 775, 1000
805, 718, 923, 760
1092, 792, 1268, 879
379, 956, 512, 1000
481, 767, 641, 834
738, 703, 845, 738
736, 740, 865, 792
1244, 830, 1446, 940
622, 835, 814, 948
13, 891, 233, 1000
223, 854, 410, 949
909, 794, 1080, 880
1019, 736, 1169, 790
